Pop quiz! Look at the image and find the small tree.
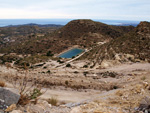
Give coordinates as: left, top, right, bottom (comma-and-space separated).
46, 51, 54, 57
66, 64, 71, 67
83, 65, 88, 68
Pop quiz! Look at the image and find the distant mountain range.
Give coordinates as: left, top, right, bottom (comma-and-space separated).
0, 19, 140, 27
5, 23, 63, 28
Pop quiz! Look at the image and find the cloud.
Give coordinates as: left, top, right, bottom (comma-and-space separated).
0, 0, 150, 21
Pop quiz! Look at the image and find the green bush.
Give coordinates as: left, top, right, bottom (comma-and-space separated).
29, 88, 42, 99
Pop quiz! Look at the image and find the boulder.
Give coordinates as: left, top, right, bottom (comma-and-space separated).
0, 87, 20, 110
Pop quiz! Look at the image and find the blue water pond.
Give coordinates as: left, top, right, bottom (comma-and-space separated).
58, 48, 84, 58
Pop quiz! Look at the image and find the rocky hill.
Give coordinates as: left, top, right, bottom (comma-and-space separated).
80, 21, 150, 66
0, 19, 134, 55
53, 19, 134, 40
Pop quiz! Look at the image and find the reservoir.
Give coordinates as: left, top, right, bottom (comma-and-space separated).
58, 48, 84, 58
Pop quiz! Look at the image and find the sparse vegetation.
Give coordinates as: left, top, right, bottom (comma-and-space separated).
47, 97, 58, 106
11, 64, 45, 105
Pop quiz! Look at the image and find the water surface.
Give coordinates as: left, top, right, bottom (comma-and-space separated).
58, 48, 84, 58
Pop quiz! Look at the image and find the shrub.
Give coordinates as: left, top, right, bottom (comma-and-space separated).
74, 71, 79, 74
83, 71, 88, 76
43, 66, 47, 69
0, 81, 5, 87
29, 88, 42, 99
47, 70, 51, 74
66, 64, 71, 67
141, 76, 146, 81
72, 56, 75, 59
113, 85, 118, 89
17, 86, 43, 105
18, 94, 30, 105
15, 69, 44, 105
46, 51, 53, 57
65, 80, 69, 86
57, 60, 64, 64
47, 97, 58, 106
83, 65, 88, 68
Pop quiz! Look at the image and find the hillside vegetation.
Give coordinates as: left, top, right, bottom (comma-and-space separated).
0, 19, 134, 55
81, 21, 150, 64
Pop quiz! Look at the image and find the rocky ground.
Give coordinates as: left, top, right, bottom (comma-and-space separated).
0, 60, 150, 113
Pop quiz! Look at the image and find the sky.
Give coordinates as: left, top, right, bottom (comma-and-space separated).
0, 0, 150, 21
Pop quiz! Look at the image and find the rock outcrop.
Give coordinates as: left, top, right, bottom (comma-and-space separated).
0, 87, 20, 111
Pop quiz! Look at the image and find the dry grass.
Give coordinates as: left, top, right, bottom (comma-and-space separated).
0, 80, 5, 87
17, 94, 30, 105
47, 97, 58, 106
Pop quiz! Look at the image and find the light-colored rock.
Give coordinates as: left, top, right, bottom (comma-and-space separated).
27, 105, 45, 113
27, 100, 52, 113
10, 110, 22, 113
101, 60, 112, 68
126, 54, 135, 61
142, 81, 149, 89
101, 60, 120, 68
70, 106, 82, 113
115, 54, 121, 61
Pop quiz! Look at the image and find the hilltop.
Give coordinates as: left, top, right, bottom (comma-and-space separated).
53, 19, 134, 39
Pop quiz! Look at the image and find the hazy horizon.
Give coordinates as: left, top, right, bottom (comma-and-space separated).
0, 18, 140, 27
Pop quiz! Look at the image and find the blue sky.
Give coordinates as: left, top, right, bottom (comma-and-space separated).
0, 0, 150, 21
